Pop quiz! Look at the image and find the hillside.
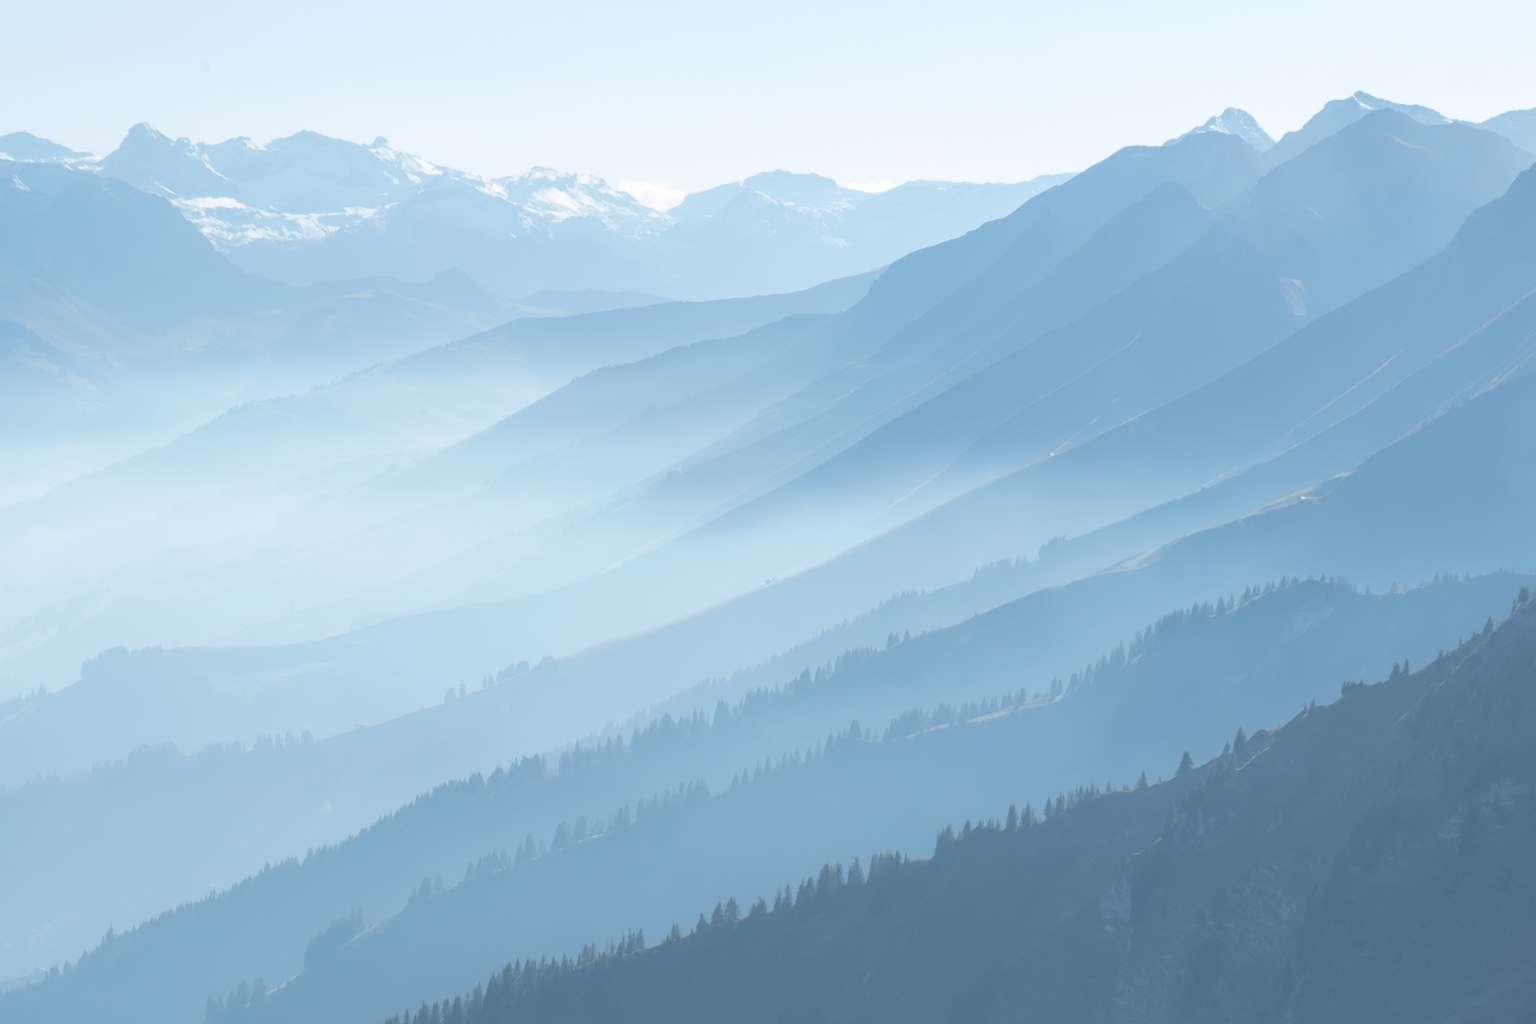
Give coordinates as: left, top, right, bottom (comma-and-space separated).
378, 588, 1536, 1024
7, 574, 1528, 1023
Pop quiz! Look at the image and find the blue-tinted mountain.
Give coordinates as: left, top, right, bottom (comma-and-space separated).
0, 118, 1247, 717
78, 122, 1072, 300
1172, 106, 1274, 151
647, 110, 1526, 592
7, 105, 1511, 771
368, 593, 1536, 1024
378, 108, 1521, 691
1481, 105, 1536, 151
0, 133, 89, 163
0, 273, 876, 735
1263, 89, 1451, 167
369, 119, 1265, 607
5, 574, 1525, 1023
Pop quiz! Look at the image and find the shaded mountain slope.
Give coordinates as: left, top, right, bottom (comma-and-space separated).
8, 574, 1526, 1024
378, 590, 1536, 1024
1480, 105, 1536, 152
19, 272, 1530, 795
0, 272, 874, 698
642, 111, 1531, 593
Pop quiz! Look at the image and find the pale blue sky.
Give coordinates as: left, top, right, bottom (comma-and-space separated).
5, 0, 1533, 203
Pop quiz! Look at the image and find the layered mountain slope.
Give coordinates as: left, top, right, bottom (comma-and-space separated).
1262, 89, 1450, 167
16, 123, 1525, 779
0, 119, 1258, 723
16, 325, 1530, 820
293, 108, 1517, 699
355, 120, 1269, 612
342, 184, 1222, 619
372, 122, 1262, 581
0, 271, 875, 701
482, 351, 1536, 754
7, 575, 1524, 1024
0, 157, 529, 504
376, 593, 1536, 1024
644, 111, 1532, 592
0, 159, 514, 391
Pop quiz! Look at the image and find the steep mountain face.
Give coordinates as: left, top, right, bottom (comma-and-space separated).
1263, 89, 1451, 167
0, 157, 518, 396
0, 160, 273, 343
1172, 106, 1275, 151
1480, 106, 1536, 151
6, 575, 1525, 1024
369, 594, 1536, 1024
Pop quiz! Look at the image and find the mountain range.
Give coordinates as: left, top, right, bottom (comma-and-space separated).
4, 88, 1536, 1024
6, 122, 1070, 300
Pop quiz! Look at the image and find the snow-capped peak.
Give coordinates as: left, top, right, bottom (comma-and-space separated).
1190, 108, 1274, 151
1348, 90, 1450, 126
1172, 108, 1275, 152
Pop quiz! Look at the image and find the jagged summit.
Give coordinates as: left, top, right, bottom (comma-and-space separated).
1177, 107, 1274, 151
123, 120, 167, 141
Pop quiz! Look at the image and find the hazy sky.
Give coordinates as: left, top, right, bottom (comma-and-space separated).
6, 0, 1533, 206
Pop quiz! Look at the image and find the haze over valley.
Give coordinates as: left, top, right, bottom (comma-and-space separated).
4, 15, 1536, 1020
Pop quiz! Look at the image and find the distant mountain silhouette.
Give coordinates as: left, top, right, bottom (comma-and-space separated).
1480, 105, 1536, 152
66, 123, 1072, 300
1263, 89, 1451, 167
0, 132, 89, 163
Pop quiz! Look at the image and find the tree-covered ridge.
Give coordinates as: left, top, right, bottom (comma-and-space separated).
29, 573, 1511, 1024
9, 574, 1525, 1024
368, 587, 1536, 1024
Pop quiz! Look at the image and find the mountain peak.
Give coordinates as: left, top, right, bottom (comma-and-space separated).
1180, 107, 1274, 151
123, 121, 172, 144
1263, 91, 1451, 168
1345, 90, 1449, 125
